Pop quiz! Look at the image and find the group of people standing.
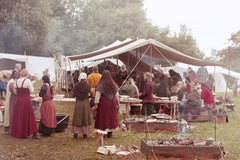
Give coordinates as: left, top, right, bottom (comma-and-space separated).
3, 62, 216, 140
117, 66, 216, 117
71, 66, 119, 139
4, 64, 56, 139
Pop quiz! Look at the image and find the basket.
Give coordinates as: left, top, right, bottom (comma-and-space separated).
55, 114, 69, 132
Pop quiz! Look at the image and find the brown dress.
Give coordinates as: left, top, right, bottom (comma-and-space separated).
71, 81, 92, 135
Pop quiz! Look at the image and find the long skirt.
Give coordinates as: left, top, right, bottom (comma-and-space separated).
72, 98, 91, 134
11, 88, 37, 138
94, 95, 118, 131
38, 120, 55, 135
141, 103, 155, 115
38, 100, 56, 135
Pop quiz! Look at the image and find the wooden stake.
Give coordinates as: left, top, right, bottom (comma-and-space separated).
223, 65, 230, 110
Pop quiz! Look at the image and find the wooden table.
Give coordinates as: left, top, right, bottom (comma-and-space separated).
32, 97, 76, 102
154, 99, 180, 119
120, 98, 180, 119
120, 98, 142, 118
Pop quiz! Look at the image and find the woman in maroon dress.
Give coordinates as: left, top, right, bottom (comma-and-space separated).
10, 69, 39, 139
38, 75, 56, 136
139, 72, 155, 115
94, 70, 120, 138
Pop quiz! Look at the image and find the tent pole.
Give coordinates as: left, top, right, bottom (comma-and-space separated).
140, 47, 142, 59
53, 54, 58, 85
127, 52, 129, 70
150, 45, 152, 74
136, 48, 138, 58
68, 59, 74, 98
117, 55, 119, 73
223, 65, 230, 110
78, 60, 81, 71
213, 66, 216, 92
65, 58, 69, 97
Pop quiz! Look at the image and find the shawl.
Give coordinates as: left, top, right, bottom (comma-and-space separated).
96, 82, 118, 100
73, 81, 91, 100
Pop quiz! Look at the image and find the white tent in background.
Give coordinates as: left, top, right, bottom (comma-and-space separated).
162, 62, 240, 92
0, 53, 56, 81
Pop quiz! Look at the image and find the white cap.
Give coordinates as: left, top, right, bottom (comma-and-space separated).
78, 72, 87, 81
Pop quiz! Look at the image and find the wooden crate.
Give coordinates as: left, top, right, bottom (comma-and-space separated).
141, 138, 224, 160
55, 114, 69, 132
126, 120, 181, 132
182, 110, 212, 122
212, 116, 227, 123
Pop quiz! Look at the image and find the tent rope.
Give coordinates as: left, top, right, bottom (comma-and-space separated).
153, 45, 175, 67
119, 45, 151, 90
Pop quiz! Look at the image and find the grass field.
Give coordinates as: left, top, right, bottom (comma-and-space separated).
0, 81, 239, 160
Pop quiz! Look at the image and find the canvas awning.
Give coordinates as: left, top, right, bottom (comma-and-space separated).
68, 38, 222, 67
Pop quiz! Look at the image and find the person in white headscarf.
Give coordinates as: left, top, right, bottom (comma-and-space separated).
71, 72, 93, 139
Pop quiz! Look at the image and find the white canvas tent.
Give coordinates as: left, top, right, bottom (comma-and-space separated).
68, 38, 221, 67
162, 62, 240, 92
0, 53, 56, 81
67, 38, 223, 77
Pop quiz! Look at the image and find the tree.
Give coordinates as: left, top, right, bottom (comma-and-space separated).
0, 0, 207, 60
64, 0, 160, 55
167, 25, 204, 59
217, 30, 240, 72
0, 0, 52, 55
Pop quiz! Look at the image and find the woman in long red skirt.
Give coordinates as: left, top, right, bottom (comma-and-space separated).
38, 75, 56, 136
94, 70, 120, 138
10, 69, 39, 139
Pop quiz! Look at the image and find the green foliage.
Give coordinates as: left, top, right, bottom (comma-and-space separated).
0, 0, 205, 60
167, 25, 204, 59
0, 0, 52, 55
217, 30, 240, 72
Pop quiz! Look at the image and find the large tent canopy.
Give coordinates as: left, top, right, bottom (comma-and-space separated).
68, 38, 222, 67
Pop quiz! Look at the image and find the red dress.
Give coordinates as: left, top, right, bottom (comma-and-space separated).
38, 84, 56, 135
10, 78, 37, 138
94, 95, 118, 131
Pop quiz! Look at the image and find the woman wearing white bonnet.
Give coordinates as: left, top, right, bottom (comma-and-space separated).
78, 72, 87, 81
72, 72, 92, 139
